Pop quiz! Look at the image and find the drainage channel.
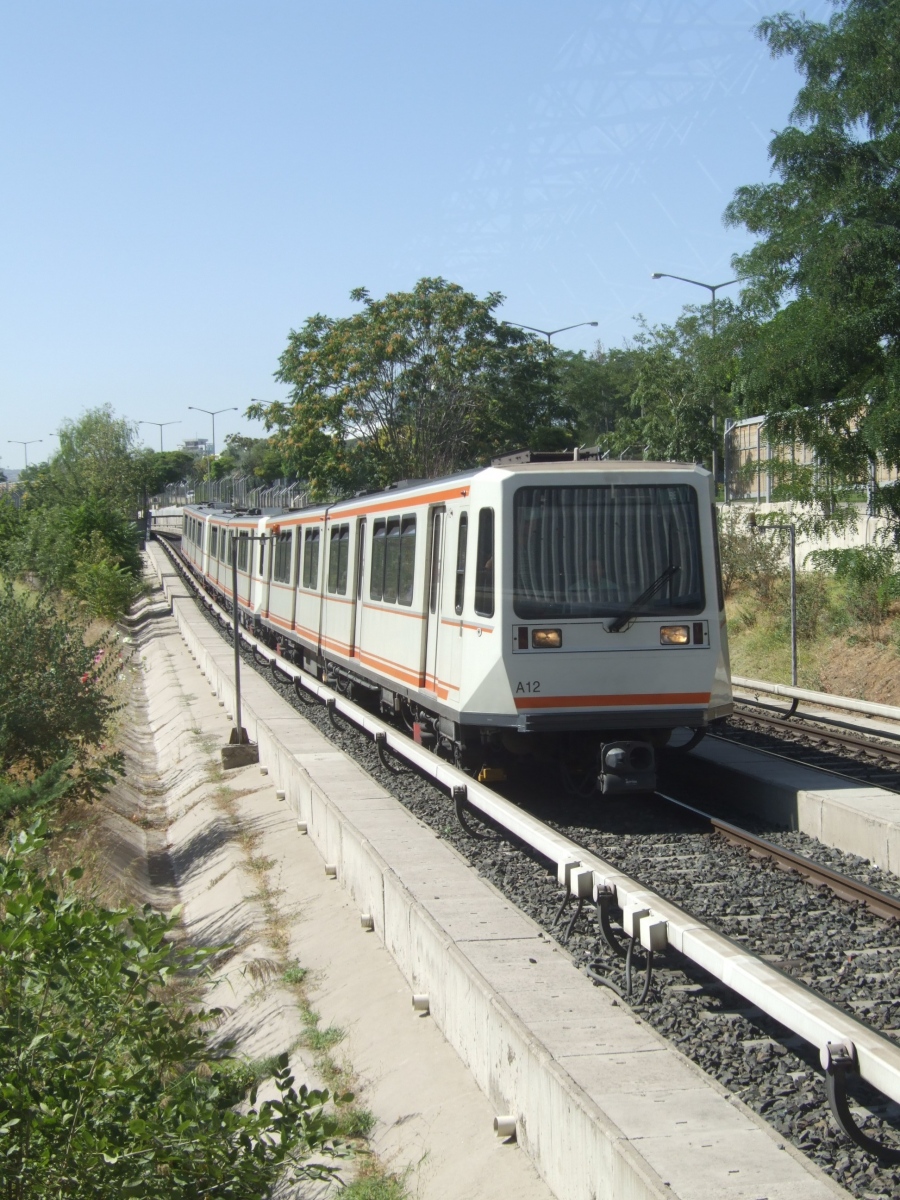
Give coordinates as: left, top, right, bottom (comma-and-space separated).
157, 533, 900, 1180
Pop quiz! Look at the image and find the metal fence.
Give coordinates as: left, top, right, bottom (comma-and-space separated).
150, 475, 309, 511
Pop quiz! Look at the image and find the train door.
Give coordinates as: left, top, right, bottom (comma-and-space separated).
352, 517, 366, 657
424, 507, 446, 694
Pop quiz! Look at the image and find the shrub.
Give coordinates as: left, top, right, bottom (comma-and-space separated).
0, 581, 122, 794
716, 506, 788, 600
808, 545, 900, 629
0, 822, 348, 1200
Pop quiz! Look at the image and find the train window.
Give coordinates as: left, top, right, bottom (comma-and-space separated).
221, 530, 229, 563
273, 531, 293, 583
370, 521, 386, 600
383, 518, 401, 603
211, 526, 218, 559
474, 509, 494, 618
302, 528, 320, 588
398, 517, 416, 605
327, 524, 350, 594
454, 513, 468, 615
513, 485, 704, 619
237, 532, 249, 571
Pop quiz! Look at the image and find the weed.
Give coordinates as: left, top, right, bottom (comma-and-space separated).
283, 963, 308, 985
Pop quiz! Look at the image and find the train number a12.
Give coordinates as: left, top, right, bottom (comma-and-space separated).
515, 681, 541, 694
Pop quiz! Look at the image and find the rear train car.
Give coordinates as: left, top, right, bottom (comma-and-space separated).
180, 452, 732, 795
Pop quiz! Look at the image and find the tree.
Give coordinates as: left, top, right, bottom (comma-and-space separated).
600, 305, 741, 464
10, 408, 144, 615
253, 278, 569, 498
556, 344, 640, 448
140, 450, 195, 495
725, 0, 900, 521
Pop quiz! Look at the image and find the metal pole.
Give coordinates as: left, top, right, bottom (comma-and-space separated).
710, 289, 718, 494
789, 523, 797, 687
231, 532, 244, 744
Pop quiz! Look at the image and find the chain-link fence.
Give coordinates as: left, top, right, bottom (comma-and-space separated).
150, 475, 309, 511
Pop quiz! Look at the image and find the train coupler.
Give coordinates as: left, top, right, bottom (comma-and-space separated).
598, 741, 656, 795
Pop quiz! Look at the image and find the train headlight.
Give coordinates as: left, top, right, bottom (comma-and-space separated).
660, 625, 690, 645
532, 629, 562, 648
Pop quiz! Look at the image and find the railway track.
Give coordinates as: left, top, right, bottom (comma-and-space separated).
717, 703, 900, 793
156, 533, 900, 1196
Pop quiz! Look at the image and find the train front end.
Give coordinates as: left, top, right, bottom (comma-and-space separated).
468, 457, 732, 795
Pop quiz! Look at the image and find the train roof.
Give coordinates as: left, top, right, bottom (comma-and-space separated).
183, 458, 708, 523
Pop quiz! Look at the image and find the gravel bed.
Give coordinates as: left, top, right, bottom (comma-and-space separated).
174, 566, 900, 1198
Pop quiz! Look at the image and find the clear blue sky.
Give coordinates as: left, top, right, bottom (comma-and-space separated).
0, 0, 829, 468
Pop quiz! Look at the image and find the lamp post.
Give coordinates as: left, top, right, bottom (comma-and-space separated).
187, 406, 237, 481
8, 439, 42, 468
651, 273, 740, 490
502, 320, 599, 344
750, 512, 797, 686
139, 419, 181, 452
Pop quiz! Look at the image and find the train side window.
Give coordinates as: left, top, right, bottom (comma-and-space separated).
383, 518, 401, 603
327, 524, 350, 594
211, 526, 218, 559
221, 530, 230, 563
370, 520, 386, 600
302, 528, 320, 588
454, 513, 468, 615
398, 517, 416, 605
474, 508, 494, 618
273, 532, 292, 583
237, 532, 249, 571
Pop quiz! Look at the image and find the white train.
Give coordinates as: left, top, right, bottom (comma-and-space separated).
177, 452, 732, 794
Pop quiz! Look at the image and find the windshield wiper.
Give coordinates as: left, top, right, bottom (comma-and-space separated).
606, 564, 679, 633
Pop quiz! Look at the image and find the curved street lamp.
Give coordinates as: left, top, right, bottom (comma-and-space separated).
8, 438, 42, 468
503, 320, 599, 344
139, 419, 181, 452
651, 273, 741, 488
187, 406, 238, 481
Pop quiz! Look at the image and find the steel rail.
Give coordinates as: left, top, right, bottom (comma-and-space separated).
730, 704, 900, 762
661, 793, 900, 922
154, 536, 900, 1118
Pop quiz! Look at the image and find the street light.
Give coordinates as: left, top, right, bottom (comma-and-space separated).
139, 420, 181, 452
503, 320, 599, 344
8, 439, 42, 468
651, 273, 740, 488
187, 405, 237, 456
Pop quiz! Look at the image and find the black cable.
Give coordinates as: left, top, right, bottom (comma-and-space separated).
825, 1055, 900, 1164
293, 676, 318, 707
624, 936, 635, 998
595, 894, 628, 959
562, 897, 584, 944
585, 963, 627, 1000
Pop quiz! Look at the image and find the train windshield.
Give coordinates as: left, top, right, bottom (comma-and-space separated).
513, 485, 704, 619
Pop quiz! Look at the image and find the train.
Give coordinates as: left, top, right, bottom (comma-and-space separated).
173, 450, 732, 795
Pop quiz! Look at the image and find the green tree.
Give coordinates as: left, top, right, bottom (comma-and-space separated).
0, 822, 346, 1199
604, 305, 741, 465
253, 278, 568, 498
725, 0, 900, 521
140, 450, 195, 494
556, 345, 640, 448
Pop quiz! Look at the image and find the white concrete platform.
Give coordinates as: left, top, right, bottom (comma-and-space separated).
147, 541, 846, 1200
671, 734, 900, 876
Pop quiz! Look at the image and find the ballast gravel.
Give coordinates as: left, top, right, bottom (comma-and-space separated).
189, 590, 900, 1199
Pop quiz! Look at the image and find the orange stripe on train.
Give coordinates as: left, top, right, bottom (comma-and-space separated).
514, 692, 711, 710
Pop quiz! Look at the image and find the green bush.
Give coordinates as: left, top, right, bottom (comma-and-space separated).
808, 545, 900, 629
716, 506, 788, 601
0, 822, 347, 1200
0, 581, 122, 794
